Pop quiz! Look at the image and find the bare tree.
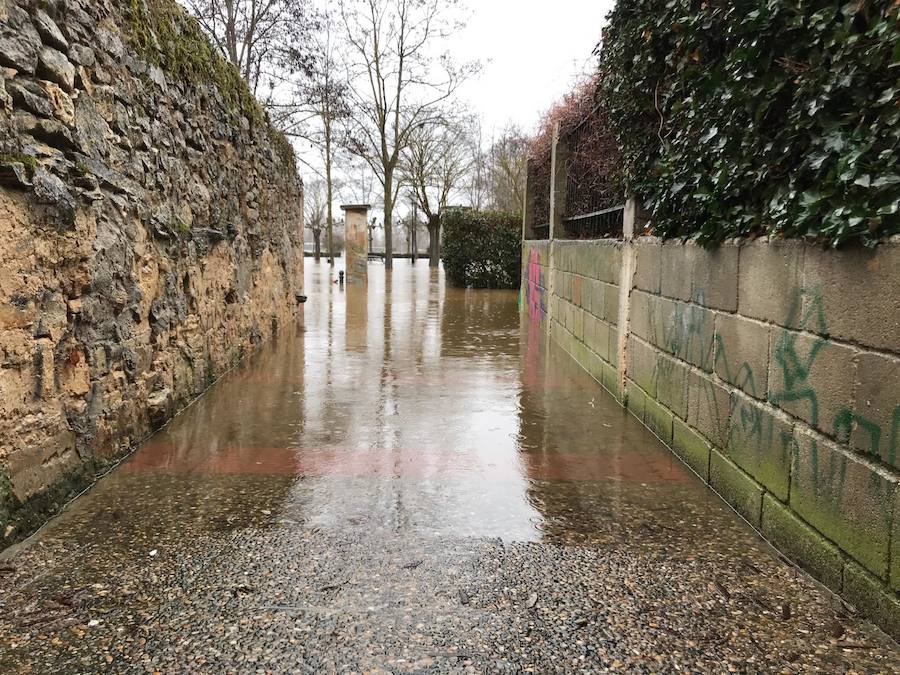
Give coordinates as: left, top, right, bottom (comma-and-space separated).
339, 0, 474, 269
305, 179, 327, 259
183, 0, 317, 95
401, 118, 472, 267
486, 125, 528, 213
281, 13, 350, 267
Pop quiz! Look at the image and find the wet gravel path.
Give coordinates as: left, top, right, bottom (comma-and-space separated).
2, 523, 899, 673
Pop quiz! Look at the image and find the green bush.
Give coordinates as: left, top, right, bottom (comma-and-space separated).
598, 0, 900, 247
442, 209, 522, 289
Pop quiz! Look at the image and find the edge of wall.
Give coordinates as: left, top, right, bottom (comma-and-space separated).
521, 233, 900, 640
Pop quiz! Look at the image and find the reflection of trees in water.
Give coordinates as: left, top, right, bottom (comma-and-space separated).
438, 285, 520, 359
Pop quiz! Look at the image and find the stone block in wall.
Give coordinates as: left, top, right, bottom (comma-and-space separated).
656, 352, 688, 421
714, 313, 769, 400
593, 242, 621, 286
604, 284, 620, 325
791, 429, 896, 578
761, 494, 843, 592
803, 242, 900, 353
710, 449, 764, 527
608, 327, 620, 369
644, 396, 674, 443
738, 239, 804, 325
690, 241, 739, 312
573, 307, 584, 342
660, 242, 692, 302
587, 279, 603, 319
768, 330, 855, 437
843, 562, 900, 641
632, 238, 662, 294
726, 395, 793, 501
671, 303, 715, 372
625, 379, 647, 421
628, 290, 654, 345
673, 418, 711, 480
628, 337, 658, 398
590, 318, 610, 362
849, 352, 900, 469
687, 371, 732, 448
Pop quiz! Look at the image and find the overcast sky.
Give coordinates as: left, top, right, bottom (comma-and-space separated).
455, 0, 614, 136
299, 0, 615, 235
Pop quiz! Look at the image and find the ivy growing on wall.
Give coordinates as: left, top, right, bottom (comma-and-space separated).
598, 0, 900, 247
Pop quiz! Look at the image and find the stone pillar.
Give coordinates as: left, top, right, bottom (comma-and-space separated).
341, 204, 370, 285
548, 122, 569, 241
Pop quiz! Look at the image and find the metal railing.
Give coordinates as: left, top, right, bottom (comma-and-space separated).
562, 205, 625, 239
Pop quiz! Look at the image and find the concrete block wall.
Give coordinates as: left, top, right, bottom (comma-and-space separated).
522, 234, 900, 639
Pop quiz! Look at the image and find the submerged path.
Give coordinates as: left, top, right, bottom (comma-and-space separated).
1, 262, 898, 672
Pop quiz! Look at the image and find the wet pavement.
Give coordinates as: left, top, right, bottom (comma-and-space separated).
1, 260, 898, 673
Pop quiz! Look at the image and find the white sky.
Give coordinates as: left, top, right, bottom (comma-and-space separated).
299, 0, 615, 239
454, 0, 614, 136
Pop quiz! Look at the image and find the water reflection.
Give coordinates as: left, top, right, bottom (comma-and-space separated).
14, 260, 735, 552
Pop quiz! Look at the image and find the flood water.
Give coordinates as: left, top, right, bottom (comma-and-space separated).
50, 259, 715, 544
3, 261, 898, 672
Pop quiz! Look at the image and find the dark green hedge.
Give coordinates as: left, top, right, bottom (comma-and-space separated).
442, 209, 522, 289
598, 0, 900, 247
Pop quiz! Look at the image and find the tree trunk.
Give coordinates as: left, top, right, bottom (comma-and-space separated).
325, 130, 335, 267
314, 232, 321, 260
411, 200, 418, 264
383, 170, 394, 269
427, 215, 440, 268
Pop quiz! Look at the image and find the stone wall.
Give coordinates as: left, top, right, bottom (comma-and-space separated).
522, 235, 900, 638
0, 0, 304, 543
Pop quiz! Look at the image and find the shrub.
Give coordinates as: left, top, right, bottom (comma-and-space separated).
442, 209, 522, 289
598, 0, 900, 247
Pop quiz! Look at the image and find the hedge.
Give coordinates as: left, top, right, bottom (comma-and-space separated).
598, 0, 900, 247
442, 209, 522, 289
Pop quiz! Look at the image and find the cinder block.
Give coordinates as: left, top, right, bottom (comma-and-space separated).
644, 395, 674, 443
608, 327, 620, 369
625, 379, 647, 420
573, 307, 584, 342
843, 561, 900, 642
673, 418, 711, 480
727, 394, 792, 501
592, 319, 610, 361
589, 280, 605, 319
633, 239, 662, 293
710, 449, 764, 527
660, 242, 692, 301
738, 239, 804, 325
690, 241, 739, 312
601, 361, 620, 399
849, 351, 900, 469
714, 313, 769, 400
628, 337, 658, 398
768, 330, 855, 437
790, 429, 896, 578
687, 371, 732, 448
656, 352, 689, 421
761, 494, 843, 592
652, 298, 715, 372
604, 284, 620, 324
628, 290, 655, 344
803, 241, 900, 353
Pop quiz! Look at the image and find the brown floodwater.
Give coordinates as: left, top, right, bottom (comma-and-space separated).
7, 260, 736, 548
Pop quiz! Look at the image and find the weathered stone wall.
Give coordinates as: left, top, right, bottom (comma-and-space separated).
522, 235, 900, 638
0, 0, 304, 543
